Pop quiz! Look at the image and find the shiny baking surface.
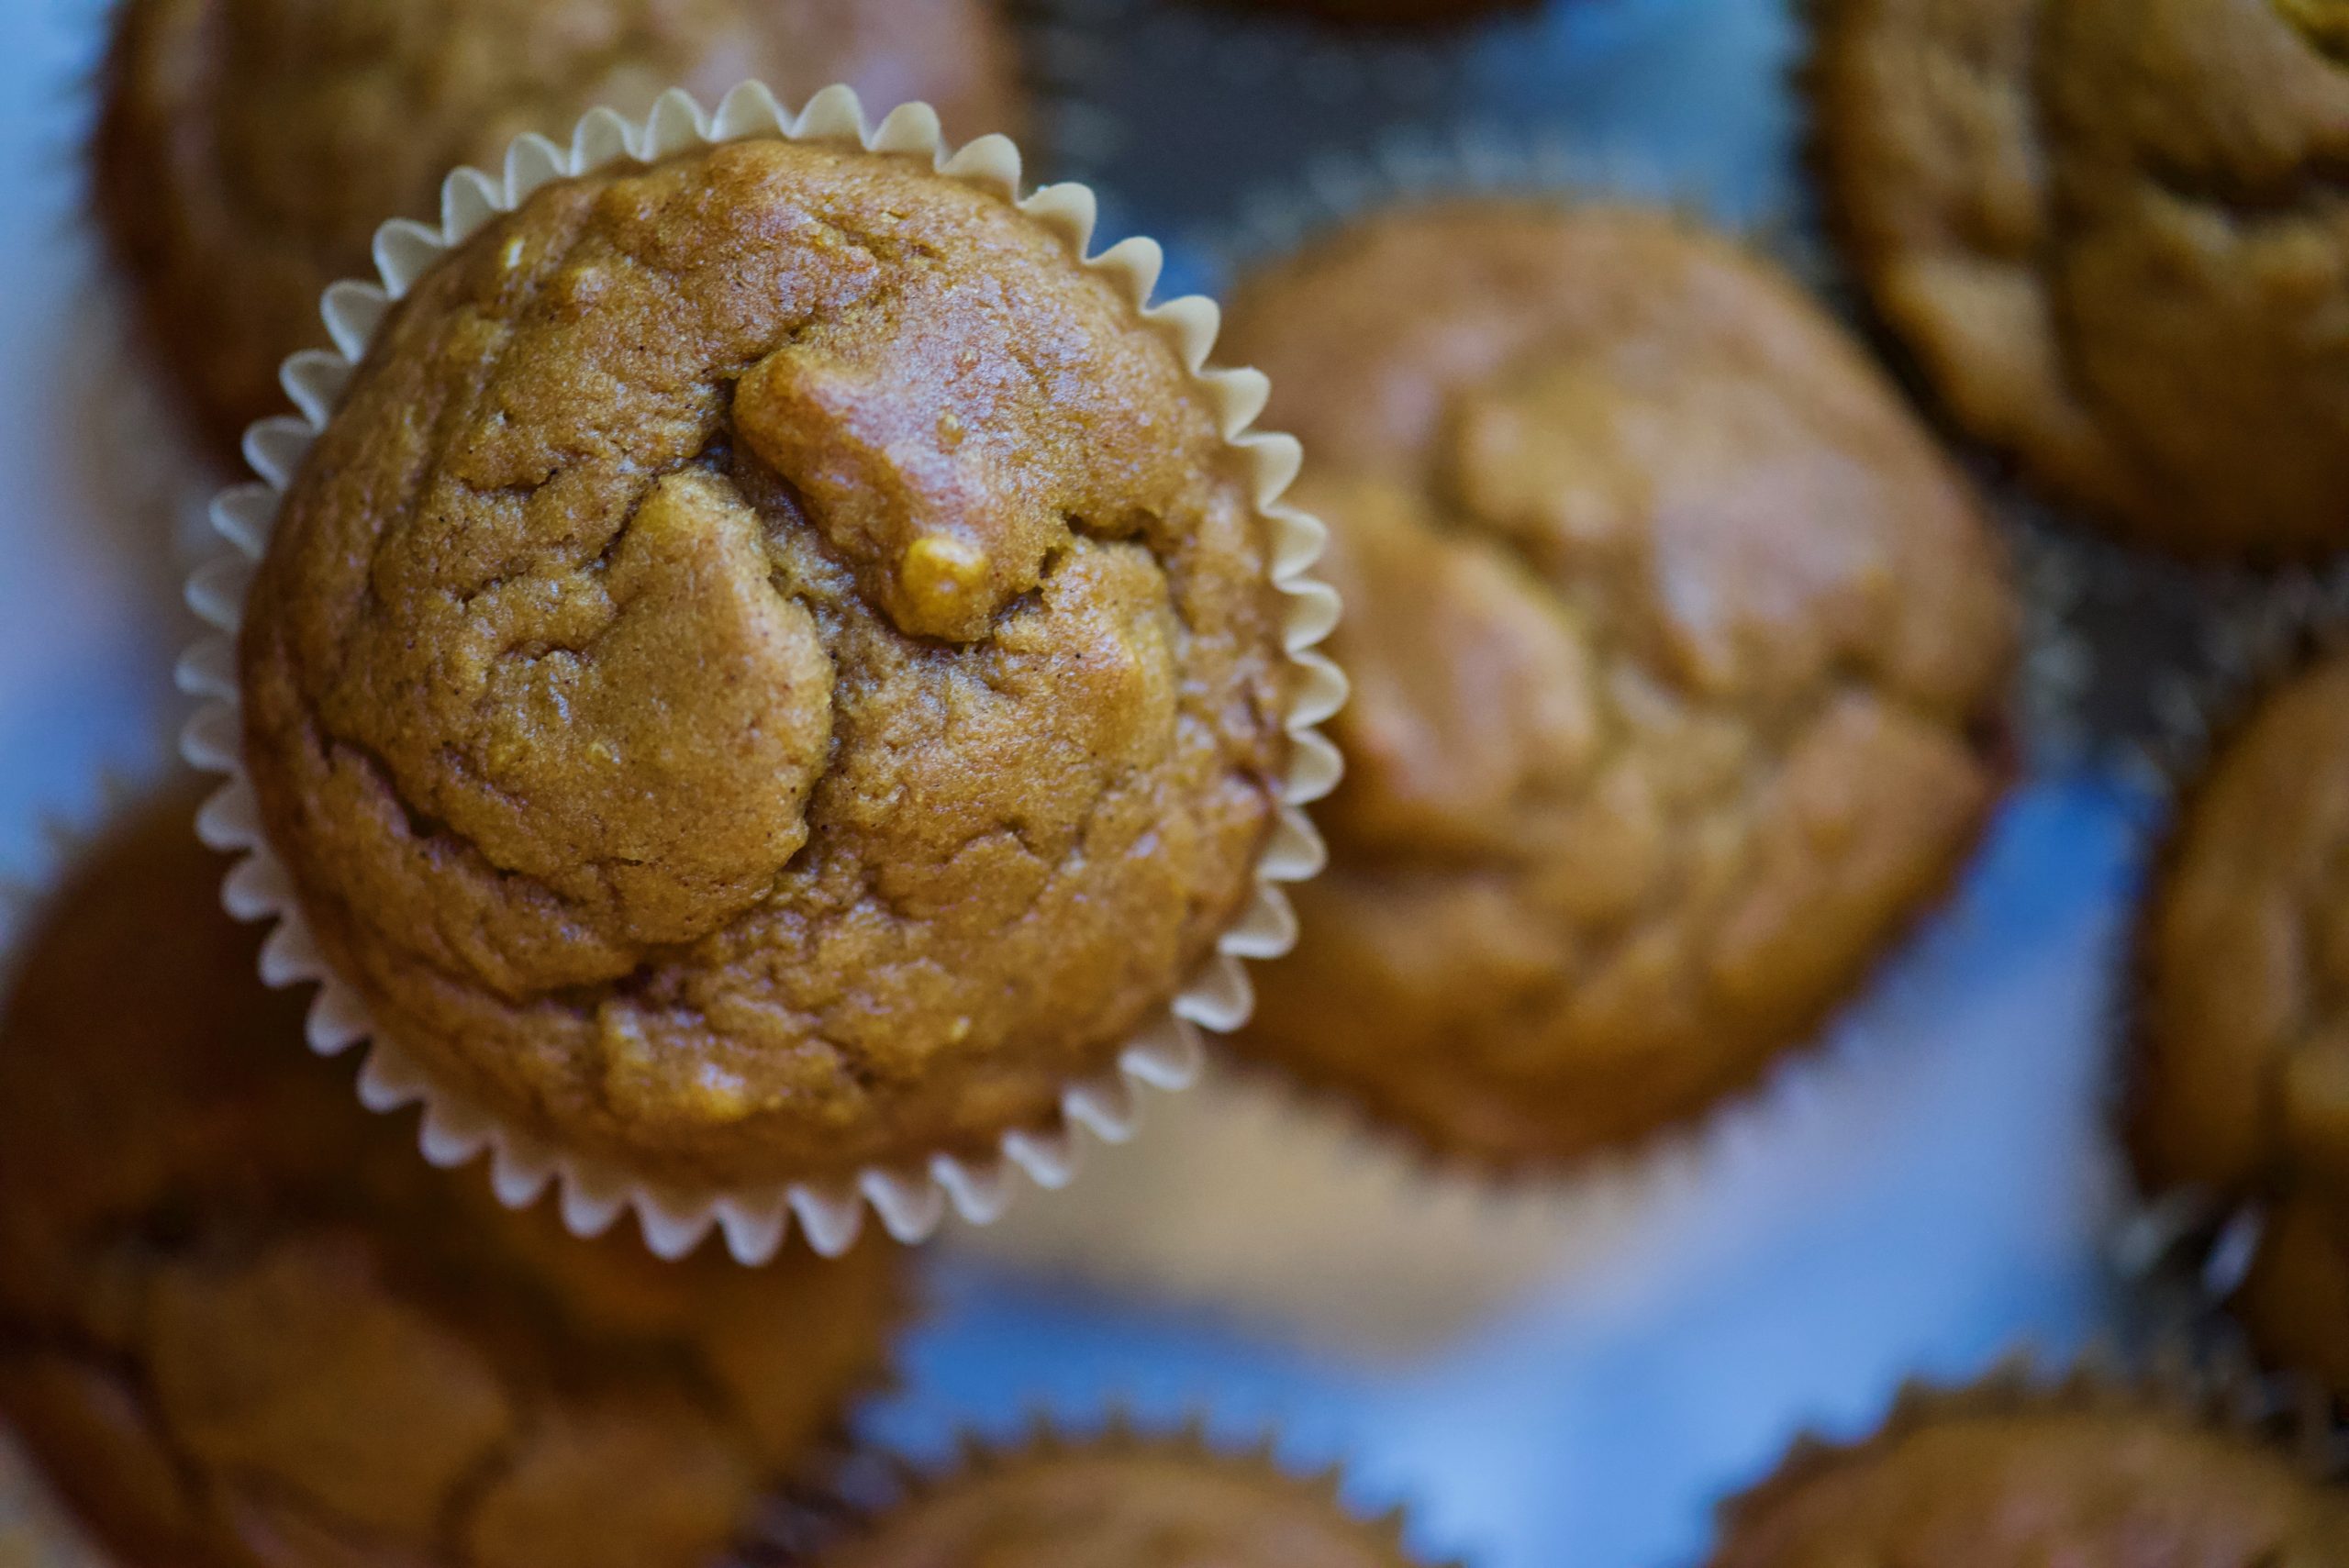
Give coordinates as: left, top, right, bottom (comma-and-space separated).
0, 2, 2153, 1566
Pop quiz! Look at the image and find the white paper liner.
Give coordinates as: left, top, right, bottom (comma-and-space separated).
176, 81, 1347, 1268
945, 128, 2076, 1359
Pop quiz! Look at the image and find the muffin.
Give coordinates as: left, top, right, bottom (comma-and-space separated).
1810, 0, 2349, 557
799, 1431, 1430, 1567
1709, 1380, 2349, 1566
2132, 648, 2349, 1400
95, 0, 1027, 456
1219, 202, 2015, 1167
0, 786, 906, 1568
217, 126, 1312, 1224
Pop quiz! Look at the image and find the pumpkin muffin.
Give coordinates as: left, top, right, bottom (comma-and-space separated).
2132, 649, 2349, 1400
231, 136, 1297, 1199
0, 786, 907, 1568
94, 0, 1026, 457
1219, 202, 2014, 1167
1709, 1385, 2349, 1567
1810, 0, 2349, 558
801, 1433, 1431, 1568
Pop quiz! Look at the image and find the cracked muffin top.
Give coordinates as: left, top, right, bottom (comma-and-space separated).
807, 1440, 1428, 1568
0, 785, 905, 1568
95, 0, 1025, 456
2132, 650, 2349, 1398
1709, 1397, 2349, 1568
236, 137, 1293, 1194
1811, 0, 2349, 557
1220, 202, 2013, 1166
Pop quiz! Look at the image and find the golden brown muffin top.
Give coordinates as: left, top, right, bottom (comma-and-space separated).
94, 0, 1025, 455
810, 1441, 1427, 1568
1710, 1400, 2349, 1568
1811, 0, 2349, 557
0, 786, 905, 1568
2133, 650, 2349, 1390
2135, 651, 2349, 1204
237, 138, 1290, 1193
1220, 202, 2013, 1164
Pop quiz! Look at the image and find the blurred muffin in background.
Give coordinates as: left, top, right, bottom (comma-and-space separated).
800, 1430, 1431, 1567
2132, 649, 2349, 1402
1219, 201, 2015, 1170
93, 0, 1026, 455
1709, 1377, 2349, 1566
1810, 0, 2349, 559
0, 785, 906, 1568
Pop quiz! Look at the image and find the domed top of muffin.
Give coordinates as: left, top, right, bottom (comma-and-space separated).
808, 1438, 1430, 1568
1810, 0, 2349, 556
235, 136, 1294, 1195
0, 785, 905, 1568
1710, 1393, 2349, 1568
95, 0, 1025, 452
1220, 201, 2013, 1164
2132, 647, 2349, 1397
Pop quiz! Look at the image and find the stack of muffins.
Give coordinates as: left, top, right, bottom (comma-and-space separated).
2, 0, 2347, 1562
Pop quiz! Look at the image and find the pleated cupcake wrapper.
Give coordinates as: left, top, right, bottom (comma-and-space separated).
1719, 1346, 2347, 1536
1029, 0, 1701, 195
1201, 124, 1721, 279
960, 806, 2053, 1361
1989, 501, 2349, 776
948, 128, 2058, 1356
744, 1410, 1446, 1566
177, 81, 1347, 1267
2119, 558, 2349, 796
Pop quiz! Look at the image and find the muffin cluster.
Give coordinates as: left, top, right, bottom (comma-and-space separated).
5, 0, 2348, 1562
